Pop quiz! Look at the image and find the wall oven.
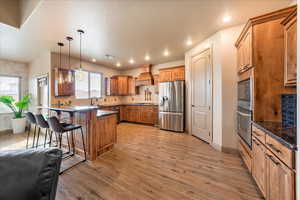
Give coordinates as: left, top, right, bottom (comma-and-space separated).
237, 78, 252, 148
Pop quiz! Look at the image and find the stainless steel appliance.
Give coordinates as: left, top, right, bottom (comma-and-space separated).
237, 78, 252, 148
159, 81, 184, 132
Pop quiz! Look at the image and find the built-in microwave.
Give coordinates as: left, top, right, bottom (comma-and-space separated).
237, 78, 252, 148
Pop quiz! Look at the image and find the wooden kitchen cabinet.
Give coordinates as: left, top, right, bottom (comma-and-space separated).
110, 75, 137, 96
266, 150, 295, 200
238, 137, 252, 173
120, 105, 158, 125
54, 68, 74, 96
237, 29, 252, 74
252, 137, 267, 197
159, 66, 185, 82
282, 9, 297, 87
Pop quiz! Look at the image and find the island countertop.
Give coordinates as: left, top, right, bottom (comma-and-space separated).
37, 105, 99, 112
96, 110, 118, 117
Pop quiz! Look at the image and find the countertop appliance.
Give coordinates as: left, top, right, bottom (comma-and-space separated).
237, 78, 252, 148
159, 81, 184, 132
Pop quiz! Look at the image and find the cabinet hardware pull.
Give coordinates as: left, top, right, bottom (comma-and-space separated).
267, 143, 281, 153
267, 155, 280, 166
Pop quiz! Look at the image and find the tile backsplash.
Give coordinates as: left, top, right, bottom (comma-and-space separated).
122, 85, 158, 104
281, 94, 297, 127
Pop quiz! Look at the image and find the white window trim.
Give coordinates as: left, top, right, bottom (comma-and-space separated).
0, 75, 21, 114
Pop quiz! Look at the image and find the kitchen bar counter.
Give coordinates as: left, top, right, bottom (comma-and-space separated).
252, 121, 297, 150
38, 106, 117, 160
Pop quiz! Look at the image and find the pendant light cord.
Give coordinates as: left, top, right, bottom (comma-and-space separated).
80, 32, 82, 70
77, 29, 84, 71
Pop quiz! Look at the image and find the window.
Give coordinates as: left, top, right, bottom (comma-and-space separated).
75, 70, 102, 99
90, 72, 102, 98
0, 76, 20, 113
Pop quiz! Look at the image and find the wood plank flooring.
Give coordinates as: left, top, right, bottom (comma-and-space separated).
0, 123, 262, 199
56, 123, 263, 200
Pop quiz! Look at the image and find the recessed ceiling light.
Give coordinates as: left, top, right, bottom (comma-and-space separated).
145, 55, 150, 61
116, 62, 121, 67
186, 39, 193, 46
92, 58, 96, 62
164, 49, 169, 56
129, 58, 135, 64
223, 16, 231, 23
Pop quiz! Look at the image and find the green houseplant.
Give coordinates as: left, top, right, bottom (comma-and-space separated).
0, 94, 32, 134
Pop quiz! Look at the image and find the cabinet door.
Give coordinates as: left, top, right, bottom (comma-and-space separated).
252, 138, 267, 197
266, 151, 295, 200
159, 70, 173, 82
140, 106, 154, 124
110, 78, 118, 96
243, 29, 252, 69
54, 69, 74, 96
128, 77, 138, 95
117, 76, 128, 95
237, 43, 244, 73
284, 16, 297, 86
172, 67, 185, 81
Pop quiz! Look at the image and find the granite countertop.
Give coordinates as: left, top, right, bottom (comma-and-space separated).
38, 106, 99, 112
99, 103, 159, 107
252, 121, 297, 150
96, 110, 118, 117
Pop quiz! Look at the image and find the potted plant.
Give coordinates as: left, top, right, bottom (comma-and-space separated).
0, 94, 32, 134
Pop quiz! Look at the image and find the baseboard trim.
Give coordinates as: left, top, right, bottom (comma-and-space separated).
211, 142, 238, 155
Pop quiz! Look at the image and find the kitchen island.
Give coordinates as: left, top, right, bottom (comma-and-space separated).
38, 106, 118, 161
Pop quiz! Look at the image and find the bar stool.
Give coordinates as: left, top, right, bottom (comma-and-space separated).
47, 116, 87, 174
34, 114, 59, 148
25, 112, 37, 148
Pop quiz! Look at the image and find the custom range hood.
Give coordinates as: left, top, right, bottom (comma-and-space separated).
136, 64, 153, 86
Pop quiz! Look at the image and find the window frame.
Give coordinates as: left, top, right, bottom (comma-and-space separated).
0, 74, 22, 114
74, 70, 103, 99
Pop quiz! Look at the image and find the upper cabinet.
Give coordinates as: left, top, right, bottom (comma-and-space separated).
159, 66, 185, 82
282, 9, 297, 87
235, 5, 297, 122
237, 28, 252, 74
110, 75, 138, 96
54, 68, 74, 97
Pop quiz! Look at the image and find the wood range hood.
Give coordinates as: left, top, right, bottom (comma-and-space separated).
136, 64, 154, 86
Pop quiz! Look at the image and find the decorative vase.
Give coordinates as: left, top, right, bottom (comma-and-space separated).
11, 117, 27, 134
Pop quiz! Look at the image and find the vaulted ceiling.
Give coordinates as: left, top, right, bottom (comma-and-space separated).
0, 0, 295, 69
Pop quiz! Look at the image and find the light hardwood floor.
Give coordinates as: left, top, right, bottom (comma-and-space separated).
0, 123, 263, 200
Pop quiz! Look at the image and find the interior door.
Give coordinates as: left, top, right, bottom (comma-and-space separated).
191, 49, 212, 143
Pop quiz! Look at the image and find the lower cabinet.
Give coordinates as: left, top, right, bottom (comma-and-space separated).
244, 127, 296, 200
266, 150, 295, 200
120, 105, 158, 125
252, 137, 267, 197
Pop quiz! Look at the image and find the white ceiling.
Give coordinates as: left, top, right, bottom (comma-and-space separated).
0, 0, 295, 69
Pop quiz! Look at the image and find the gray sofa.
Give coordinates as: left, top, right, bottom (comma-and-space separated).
0, 148, 62, 200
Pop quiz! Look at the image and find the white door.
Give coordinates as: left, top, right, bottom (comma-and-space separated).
191, 49, 212, 143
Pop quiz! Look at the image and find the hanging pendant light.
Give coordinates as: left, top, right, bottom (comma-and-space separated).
76, 29, 85, 81
57, 42, 64, 84
66, 36, 73, 83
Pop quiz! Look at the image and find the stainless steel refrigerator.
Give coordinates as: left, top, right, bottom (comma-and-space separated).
159, 80, 184, 132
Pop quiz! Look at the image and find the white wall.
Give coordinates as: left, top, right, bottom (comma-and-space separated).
28, 51, 51, 112
185, 25, 243, 150
0, 59, 29, 131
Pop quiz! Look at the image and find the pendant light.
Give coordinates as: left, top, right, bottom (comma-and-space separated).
57, 42, 64, 84
66, 36, 73, 83
76, 29, 85, 81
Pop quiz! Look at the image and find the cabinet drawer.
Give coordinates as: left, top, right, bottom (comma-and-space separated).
252, 126, 266, 144
266, 135, 295, 169
238, 139, 252, 173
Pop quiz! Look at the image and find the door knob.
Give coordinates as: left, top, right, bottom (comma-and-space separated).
192, 105, 195, 107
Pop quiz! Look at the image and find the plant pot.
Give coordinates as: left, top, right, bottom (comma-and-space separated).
11, 117, 27, 134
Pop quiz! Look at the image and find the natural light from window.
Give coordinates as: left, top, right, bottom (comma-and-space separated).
0, 76, 20, 113
75, 70, 102, 99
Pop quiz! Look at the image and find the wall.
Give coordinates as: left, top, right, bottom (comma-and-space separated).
185, 25, 243, 151
0, 59, 29, 131
28, 51, 51, 112
121, 60, 184, 104
50, 52, 121, 106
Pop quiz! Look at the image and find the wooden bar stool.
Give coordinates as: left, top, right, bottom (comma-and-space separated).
47, 116, 87, 174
